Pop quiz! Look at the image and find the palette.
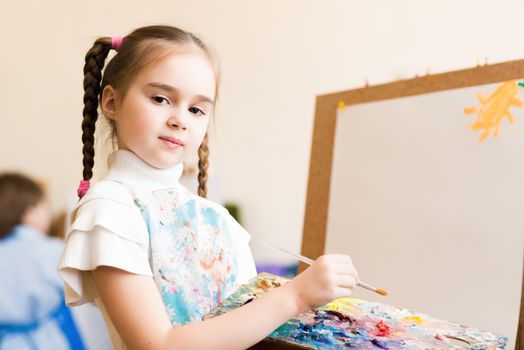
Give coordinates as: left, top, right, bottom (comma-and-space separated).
205, 273, 507, 349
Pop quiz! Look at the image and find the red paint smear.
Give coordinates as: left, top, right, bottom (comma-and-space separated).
373, 320, 392, 337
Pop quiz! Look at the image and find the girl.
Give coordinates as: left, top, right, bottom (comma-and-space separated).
58, 25, 359, 350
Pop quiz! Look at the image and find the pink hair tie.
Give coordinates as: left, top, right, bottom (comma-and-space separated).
77, 180, 91, 198
111, 36, 124, 51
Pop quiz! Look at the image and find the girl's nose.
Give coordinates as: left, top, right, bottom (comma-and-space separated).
167, 112, 187, 130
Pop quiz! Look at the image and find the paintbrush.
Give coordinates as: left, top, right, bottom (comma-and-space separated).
259, 240, 388, 297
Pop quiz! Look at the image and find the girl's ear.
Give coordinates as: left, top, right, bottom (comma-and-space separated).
101, 85, 118, 120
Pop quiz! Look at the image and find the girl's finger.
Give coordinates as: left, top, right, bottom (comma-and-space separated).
334, 263, 358, 277
334, 286, 355, 299
335, 275, 357, 289
327, 254, 353, 264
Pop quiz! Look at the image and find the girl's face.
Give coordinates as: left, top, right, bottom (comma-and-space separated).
103, 51, 216, 169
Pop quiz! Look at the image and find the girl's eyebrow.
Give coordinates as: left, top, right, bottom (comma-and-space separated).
147, 82, 214, 104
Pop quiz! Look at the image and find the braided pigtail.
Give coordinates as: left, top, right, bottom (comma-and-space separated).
197, 133, 209, 198
79, 39, 112, 198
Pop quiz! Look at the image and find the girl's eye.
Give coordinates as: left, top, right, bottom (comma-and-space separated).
189, 106, 206, 116
152, 96, 169, 104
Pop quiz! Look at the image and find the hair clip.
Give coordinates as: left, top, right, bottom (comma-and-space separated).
111, 36, 124, 51
77, 180, 90, 198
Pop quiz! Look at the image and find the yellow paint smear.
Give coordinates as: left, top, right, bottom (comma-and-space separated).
403, 315, 424, 325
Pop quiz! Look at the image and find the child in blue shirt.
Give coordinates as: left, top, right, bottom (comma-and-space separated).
0, 173, 85, 350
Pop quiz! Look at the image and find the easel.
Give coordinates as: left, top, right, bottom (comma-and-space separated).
300, 59, 524, 349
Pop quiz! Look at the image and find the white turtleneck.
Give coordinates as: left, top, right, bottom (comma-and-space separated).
104, 150, 184, 192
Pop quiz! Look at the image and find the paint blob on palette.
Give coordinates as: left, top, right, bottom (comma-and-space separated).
205, 273, 507, 349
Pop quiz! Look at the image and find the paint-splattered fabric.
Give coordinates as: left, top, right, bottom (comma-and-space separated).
133, 186, 239, 325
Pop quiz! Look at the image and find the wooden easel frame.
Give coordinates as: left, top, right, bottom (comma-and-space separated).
299, 59, 524, 348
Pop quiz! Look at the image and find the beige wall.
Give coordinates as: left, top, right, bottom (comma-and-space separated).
1, 0, 524, 266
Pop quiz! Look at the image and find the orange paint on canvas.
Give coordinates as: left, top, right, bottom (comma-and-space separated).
464, 80, 523, 141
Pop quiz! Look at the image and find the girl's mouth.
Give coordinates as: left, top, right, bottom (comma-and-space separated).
159, 136, 184, 149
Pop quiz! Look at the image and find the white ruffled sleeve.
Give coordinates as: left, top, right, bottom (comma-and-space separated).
58, 181, 152, 306
224, 213, 258, 285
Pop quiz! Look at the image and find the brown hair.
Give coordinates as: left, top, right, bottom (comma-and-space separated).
0, 173, 45, 239
81, 25, 218, 198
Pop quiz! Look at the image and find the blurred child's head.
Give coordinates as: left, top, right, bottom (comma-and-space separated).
0, 173, 50, 238
80, 25, 216, 198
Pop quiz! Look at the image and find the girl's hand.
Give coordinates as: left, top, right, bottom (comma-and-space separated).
285, 254, 359, 314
